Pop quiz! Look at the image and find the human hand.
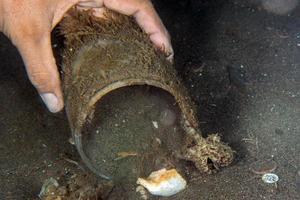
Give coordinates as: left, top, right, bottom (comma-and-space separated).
0, 0, 173, 113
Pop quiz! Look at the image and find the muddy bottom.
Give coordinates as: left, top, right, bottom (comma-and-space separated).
82, 86, 185, 184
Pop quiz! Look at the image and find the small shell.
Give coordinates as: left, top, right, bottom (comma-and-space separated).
262, 173, 279, 184
137, 168, 186, 197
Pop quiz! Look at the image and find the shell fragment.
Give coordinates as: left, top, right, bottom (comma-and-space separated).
137, 168, 187, 197
262, 173, 279, 184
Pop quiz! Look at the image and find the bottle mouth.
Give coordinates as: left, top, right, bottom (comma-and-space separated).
71, 84, 190, 182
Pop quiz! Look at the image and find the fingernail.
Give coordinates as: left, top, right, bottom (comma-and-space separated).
40, 93, 59, 113
166, 53, 174, 63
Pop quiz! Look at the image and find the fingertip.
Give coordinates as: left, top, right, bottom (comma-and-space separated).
39, 80, 64, 113
40, 92, 64, 113
149, 32, 174, 62
166, 51, 174, 63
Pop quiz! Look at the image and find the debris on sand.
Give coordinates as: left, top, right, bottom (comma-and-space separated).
181, 124, 234, 173
114, 151, 138, 161
250, 160, 277, 175
39, 178, 59, 199
136, 185, 149, 200
39, 174, 113, 200
184, 135, 234, 173
152, 121, 159, 129
137, 168, 187, 197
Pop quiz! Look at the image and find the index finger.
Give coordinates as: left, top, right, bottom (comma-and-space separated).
104, 0, 173, 59
79, 0, 174, 60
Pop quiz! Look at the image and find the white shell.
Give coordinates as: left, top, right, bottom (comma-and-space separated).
262, 173, 279, 184
137, 168, 187, 197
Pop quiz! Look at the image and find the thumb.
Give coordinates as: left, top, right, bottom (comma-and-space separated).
14, 33, 64, 113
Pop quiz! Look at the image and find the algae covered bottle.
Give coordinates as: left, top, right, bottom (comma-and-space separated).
60, 9, 234, 182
